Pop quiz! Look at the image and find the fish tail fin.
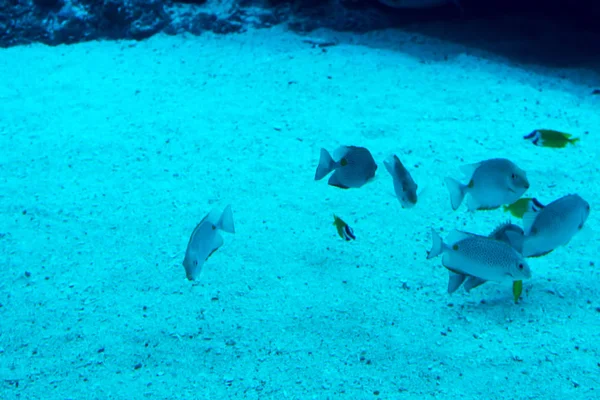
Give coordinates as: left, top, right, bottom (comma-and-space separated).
217, 205, 235, 234
569, 137, 580, 145
314, 148, 335, 181
427, 228, 445, 259
415, 183, 431, 206
445, 177, 466, 211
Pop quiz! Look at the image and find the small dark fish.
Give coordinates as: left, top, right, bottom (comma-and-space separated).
524, 129, 579, 148
302, 38, 338, 48
315, 146, 377, 189
503, 197, 545, 219
333, 214, 355, 241
383, 154, 418, 208
592, 89, 600, 95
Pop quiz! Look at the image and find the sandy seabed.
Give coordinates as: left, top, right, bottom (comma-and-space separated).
1, 24, 599, 399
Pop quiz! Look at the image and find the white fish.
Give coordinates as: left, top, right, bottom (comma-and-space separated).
383, 154, 418, 208
183, 205, 235, 281
520, 194, 590, 258
445, 158, 530, 211
427, 228, 531, 294
447, 222, 527, 293
314, 146, 377, 189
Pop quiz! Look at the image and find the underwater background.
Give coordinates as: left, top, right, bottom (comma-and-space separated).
1, 1, 600, 399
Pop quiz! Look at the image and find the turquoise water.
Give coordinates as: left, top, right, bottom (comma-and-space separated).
1, 26, 599, 399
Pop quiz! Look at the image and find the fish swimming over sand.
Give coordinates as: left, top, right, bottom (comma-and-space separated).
427, 228, 531, 294
315, 146, 377, 189
333, 214, 355, 241
520, 194, 590, 258
446, 222, 526, 293
383, 154, 418, 208
445, 158, 530, 211
183, 205, 235, 281
524, 129, 579, 148
503, 197, 545, 219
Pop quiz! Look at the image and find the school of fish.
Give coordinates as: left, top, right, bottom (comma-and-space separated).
182, 132, 590, 304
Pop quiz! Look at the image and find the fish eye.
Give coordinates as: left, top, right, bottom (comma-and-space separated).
193, 260, 199, 266
511, 173, 516, 179
518, 263, 524, 270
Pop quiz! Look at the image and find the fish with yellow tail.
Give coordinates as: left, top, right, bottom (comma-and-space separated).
524, 129, 579, 148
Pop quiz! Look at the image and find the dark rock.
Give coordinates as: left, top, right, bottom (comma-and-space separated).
32, 0, 64, 8
173, 0, 208, 4
1, 0, 600, 48
84, 0, 169, 40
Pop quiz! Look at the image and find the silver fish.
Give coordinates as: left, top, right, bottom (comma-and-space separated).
451, 222, 527, 293
520, 194, 590, 258
427, 228, 531, 294
383, 154, 418, 208
314, 146, 377, 189
183, 205, 235, 281
445, 158, 530, 211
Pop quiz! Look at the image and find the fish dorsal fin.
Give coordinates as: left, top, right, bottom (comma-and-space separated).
446, 230, 478, 246
488, 220, 513, 238
333, 146, 349, 162
459, 162, 481, 179
522, 211, 538, 236
503, 230, 524, 253
209, 233, 224, 260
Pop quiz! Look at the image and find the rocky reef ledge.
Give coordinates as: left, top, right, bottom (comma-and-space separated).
1, 0, 599, 47
0, 0, 376, 47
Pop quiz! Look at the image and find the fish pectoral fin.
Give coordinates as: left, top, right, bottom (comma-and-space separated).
328, 173, 350, 189
522, 211, 538, 235
206, 248, 218, 261
447, 272, 467, 294
206, 233, 225, 261
459, 162, 481, 179
463, 276, 487, 292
